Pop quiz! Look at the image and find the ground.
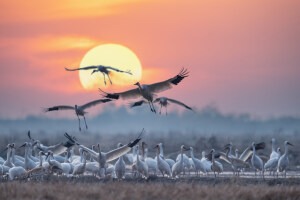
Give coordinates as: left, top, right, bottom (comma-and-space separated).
1, 175, 300, 200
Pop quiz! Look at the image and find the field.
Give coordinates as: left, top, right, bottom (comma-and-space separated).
1, 130, 300, 200
1, 176, 300, 200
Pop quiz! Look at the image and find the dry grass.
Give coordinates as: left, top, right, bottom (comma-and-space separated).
1, 177, 300, 200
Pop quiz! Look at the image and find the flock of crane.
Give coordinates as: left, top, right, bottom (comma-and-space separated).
0, 64, 295, 181
0, 132, 294, 181
45, 65, 192, 131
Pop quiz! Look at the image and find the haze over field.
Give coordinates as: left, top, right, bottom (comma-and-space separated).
1, 105, 299, 135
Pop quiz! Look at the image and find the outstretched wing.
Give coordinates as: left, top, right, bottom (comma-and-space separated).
167, 98, 193, 110
129, 100, 147, 108
81, 98, 112, 110
64, 132, 99, 160
218, 152, 232, 164
99, 88, 141, 100
147, 68, 189, 94
43, 105, 74, 112
106, 66, 133, 75
36, 133, 76, 155
105, 129, 143, 162
239, 142, 266, 161
65, 66, 98, 71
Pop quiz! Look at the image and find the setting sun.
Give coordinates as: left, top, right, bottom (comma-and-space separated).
79, 44, 142, 90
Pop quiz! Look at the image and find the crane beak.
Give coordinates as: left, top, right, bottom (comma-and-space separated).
287, 142, 293, 146
32, 141, 38, 146
223, 146, 229, 151
134, 82, 139, 86
182, 146, 190, 151
153, 145, 158, 149
19, 143, 26, 148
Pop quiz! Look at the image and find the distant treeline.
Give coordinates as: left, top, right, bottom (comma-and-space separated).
0, 105, 300, 135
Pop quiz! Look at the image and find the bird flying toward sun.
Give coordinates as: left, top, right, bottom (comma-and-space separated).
43, 98, 112, 131
65, 65, 132, 85
99, 68, 189, 113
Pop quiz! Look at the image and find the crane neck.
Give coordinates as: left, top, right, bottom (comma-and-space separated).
252, 145, 256, 157
132, 146, 137, 156
39, 154, 43, 167
180, 149, 184, 163
64, 152, 69, 163
271, 140, 276, 152
24, 146, 29, 160
284, 144, 289, 155
190, 149, 195, 159
141, 146, 145, 161
82, 154, 87, 167
225, 148, 230, 159
228, 146, 233, 156
156, 148, 160, 161
135, 83, 143, 92
11, 148, 16, 163
6, 147, 12, 161
159, 145, 164, 157
235, 151, 239, 158
136, 152, 140, 161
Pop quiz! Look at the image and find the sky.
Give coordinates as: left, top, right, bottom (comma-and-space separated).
0, 0, 300, 119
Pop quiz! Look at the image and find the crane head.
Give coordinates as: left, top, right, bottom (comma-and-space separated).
91, 69, 98, 75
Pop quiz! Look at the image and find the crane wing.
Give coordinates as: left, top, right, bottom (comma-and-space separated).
37, 135, 75, 155
99, 87, 141, 100
63, 133, 99, 160
81, 98, 112, 110
205, 151, 221, 161
43, 105, 74, 112
147, 68, 189, 94
65, 66, 98, 71
105, 135, 141, 162
167, 98, 193, 110
218, 152, 232, 164
129, 100, 147, 108
105, 66, 132, 75
239, 142, 266, 161
51, 141, 74, 155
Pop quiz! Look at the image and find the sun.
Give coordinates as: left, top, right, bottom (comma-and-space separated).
79, 44, 142, 90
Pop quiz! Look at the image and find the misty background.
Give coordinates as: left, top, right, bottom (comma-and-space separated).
1, 104, 299, 168
1, 104, 299, 135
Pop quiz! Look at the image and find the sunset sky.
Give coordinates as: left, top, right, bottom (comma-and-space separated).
0, 0, 299, 119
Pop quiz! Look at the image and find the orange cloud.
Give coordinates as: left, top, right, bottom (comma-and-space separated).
0, 0, 143, 23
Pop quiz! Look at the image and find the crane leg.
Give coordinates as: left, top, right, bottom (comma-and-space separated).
107, 74, 113, 85
83, 115, 88, 129
284, 170, 286, 178
151, 102, 156, 113
148, 102, 153, 112
77, 114, 81, 131
166, 106, 168, 116
102, 73, 106, 85
159, 104, 162, 114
